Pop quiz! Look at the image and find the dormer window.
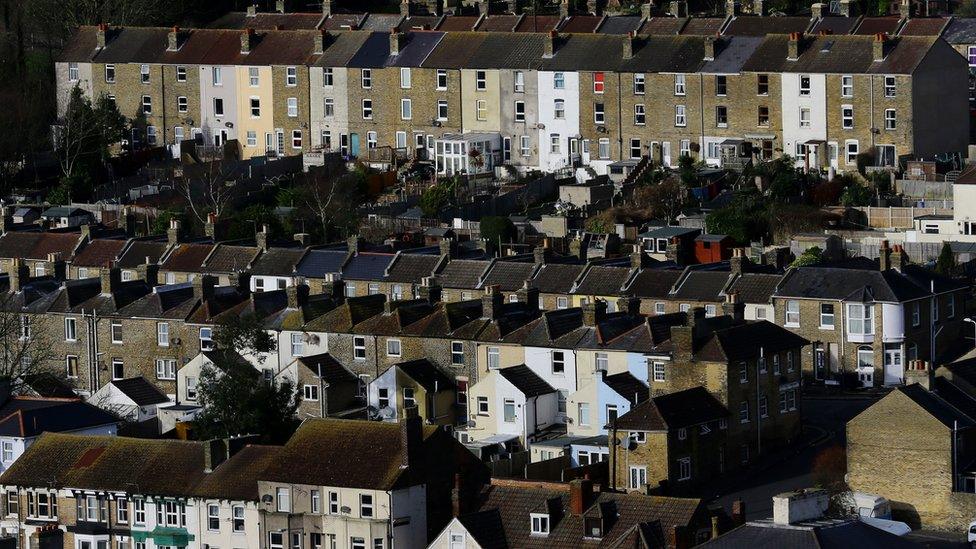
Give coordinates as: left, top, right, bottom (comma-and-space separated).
584, 516, 603, 539
530, 513, 550, 535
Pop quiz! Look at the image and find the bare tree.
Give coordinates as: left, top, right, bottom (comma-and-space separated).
302, 169, 364, 241
0, 295, 55, 392
25, 0, 175, 48
175, 158, 240, 226
633, 177, 687, 225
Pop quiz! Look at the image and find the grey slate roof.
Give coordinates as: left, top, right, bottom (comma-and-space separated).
897, 383, 975, 428
531, 263, 585, 294
774, 265, 949, 302
943, 17, 976, 44
250, 247, 305, 276
498, 365, 556, 397
295, 248, 347, 277
741, 34, 940, 75
722, 15, 812, 36
388, 31, 445, 67
671, 271, 731, 301
437, 259, 491, 290
626, 268, 683, 299
573, 264, 631, 296
359, 13, 404, 31
314, 31, 372, 67
701, 36, 764, 74
343, 253, 395, 280
597, 15, 644, 34
384, 253, 442, 283
614, 386, 728, 431
347, 31, 391, 68
699, 518, 920, 548
481, 260, 538, 292
603, 372, 648, 405
111, 377, 170, 406
727, 273, 781, 304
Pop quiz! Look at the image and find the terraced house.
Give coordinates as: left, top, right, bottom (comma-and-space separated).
56, 17, 969, 170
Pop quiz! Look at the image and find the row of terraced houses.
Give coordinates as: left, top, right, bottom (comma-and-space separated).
55, 9, 971, 175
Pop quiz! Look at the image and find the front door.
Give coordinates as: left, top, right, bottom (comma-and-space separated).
884, 345, 904, 386
662, 141, 672, 167
350, 133, 360, 157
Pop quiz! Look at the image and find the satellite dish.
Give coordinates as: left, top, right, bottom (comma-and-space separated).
378, 407, 395, 420
466, 420, 476, 428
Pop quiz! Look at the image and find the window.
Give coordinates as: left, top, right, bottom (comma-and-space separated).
912, 302, 921, 326
799, 107, 811, 128
287, 97, 298, 117
292, 130, 302, 150
757, 106, 769, 127
402, 387, 417, 409
436, 69, 448, 89
598, 138, 610, 159
715, 106, 728, 128
520, 135, 530, 157
884, 109, 896, 130
549, 134, 561, 154
487, 346, 500, 369
476, 99, 487, 121
846, 140, 859, 164
386, 338, 401, 357
1, 441, 12, 463
146, 125, 158, 146
594, 103, 605, 124
367, 131, 377, 149
208, 504, 220, 531
820, 304, 834, 328
593, 72, 605, 93
739, 400, 750, 423
629, 466, 646, 490
785, 300, 800, 326
360, 494, 373, 517
66, 62, 81, 82
437, 100, 448, 120
715, 75, 727, 96
350, 540, 364, 549
799, 74, 810, 95
354, 336, 366, 360
678, 457, 691, 481
142, 95, 153, 115
286, 67, 299, 87
172, 66, 185, 83
64, 317, 77, 341
578, 402, 590, 426
841, 105, 854, 129
176, 95, 188, 113
361, 69, 371, 88
594, 352, 609, 373
884, 75, 896, 97
556, 296, 569, 309
675, 105, 686, 127
514, 101, 525, 122
674, 74, 686, 95
632, 103, 647, 126
247, 67, 259, 87
140, 64, 150, 83
328, 492, 339, 514
153, 321, 169, 346
949, 295, 956, 318
200, 327, 213, 351
503, 399, 516, 422
477, 396, 489, 416
362, 99, 373, 119
133, 499, 145, 525
550, 99, 565, 120
634, 73, 645, 94
531, 513, 550, 535
271, 533, 285, 549
450, 341, 464, 364
760, 395, 768, 418
212, 66, 222, 86
841, 75, 853, 97
630, 139, 641, 160
847, 303, 874, 335
276, 487, 291, 512
756, 73, 769, 95
212, 97, 222, 117
513, 70, 524, 92
155, 359, 176, 380
116, 499, 128, 524
773, 354, 781, 375
400, 98, 412, 120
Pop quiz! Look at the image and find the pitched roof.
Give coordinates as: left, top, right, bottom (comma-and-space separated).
343, 252, 396, 280
116, 240, 168, 269
726, 272, 781, 304
531, 263, 585, 294
671, 271, 731, 301
625, 269, 683, 299
110, 377, 170, 406
202, 244, 261, 274
295, 248, 347, 277
72, 239, 127, 268
0, 433, 205, 496
697, 320, 809, 362
160, 243, 215, 273
498, 365, 556, 397
896, 383, 975, 428
774, 264, 957, 302
397, 359, 456, 392
296, 353, 358, 384
600, 15, 645, 34
208, 11, 324, 30
852, 16, 902, 35
0, 232, 81, 260
899, 17, 950, 36
0, 398, 118, 437
699, 517, 920, 548
603, 372, 648, 405
943, 17, 976, 44
573, 264, 631, 296
193, 444, 281, 501
741, 34, 938, 74
481, 259, 538, 292
809, 16, 860, 35
614, 386, 728, 431
438, 259, 492, 289
250, 247, 305, 276
385, 252, 442, 283
723, 16, 811, 36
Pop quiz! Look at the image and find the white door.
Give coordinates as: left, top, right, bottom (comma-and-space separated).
884, 346, 903, 386
662, 142, 672, 167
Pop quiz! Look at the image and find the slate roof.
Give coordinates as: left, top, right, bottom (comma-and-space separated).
727, 272, 781, 304
47, 278, 152, 316
398, 359, 456, 392
0, 232, 81, 260
681, 17, 728, 35
626, 269, 683, 299
455, 509, 508, 549
852, 16, 901, 35
72, 239, 127, 268
359, 13, 404, 31
305, 294, 387, 332
403, 15, 444, 30
388, 31, 445, 67
723, 16, 812, 36
671, 271, 732, 301
513, 15, 560, 32
573, 264, 632, 296
343, 252, 395, 280
313, 31, 372, 65
295, 248, 348, 277
699, 517, 920, 548
531, 263, 585, 294
640, 17, 689, 35
943, 17, 976, 44
701, 36, 764, 74
599, 15, 645, 34
0, 433, 206, 496
898, 17, 950, 36
160, 243, 215, 273
809, 16, 860, 35
321, 13, 367, 31
603, 372, 648, 405
741, 34, 939, 74
116, 240, 168, 269
202, 244, 261, 273
437, 15, 480, 31
481, 260, 538, 292
614, 386, 728, 431
385, 252, 442, 283
498, 365, 556, 397
194, 444, 281, 501
477, 15, 522, 32
774, 264, 956, 302
559, 15, 603, 33
250, 247, 306, 276
296, 353, 358, 383
0, 398, 119, 438
116, 284, 197, 320
438, 259, 492, 289
697, 320, 810, 362
896, 383, 975, 428
464, 483, 704, 548
208, 11, 325, 30
110, 377, 169, 406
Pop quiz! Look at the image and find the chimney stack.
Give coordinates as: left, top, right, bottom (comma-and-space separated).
168, 27, 181, 52
203, 439, 229, 473
294, 233, 310, 246
569, 478, 594, 515
722, 292, 745, 321
286, 283, 309, 309
0, 206, 13, 235
277, 0, 287, 13
617, 296, 641, 316
516, 282, 540, 310
418, 276, 442, 303
839, 0, 856, 16
726, 0, 738, 15
631, 245, 646, 270
246, 4, 257, 16
120, 207, 136, 237
314, 30, 327, 54
560, 0, 570, 18
787, 32, 801, 61
544, 30, 557, 57
811, 2, 825, 18
204, 213, 220, 241
730, 247, 748, 276
482, 285, 504, 320
347, 236, 361, 256
167, 218, 182, 247
193, 274, 217, 302
582, 300, 607, 327
904, 360, 934, 390
772, 490, 829, 525
96, 23, 108, 49
8, 258, 29, 293
669, 0, 688, 16
704, 36, 717, 61
136, 258, 159, 287
899, 0, 911, 18
641, 1, 652, 18
622, 32, 635, 59
891, 244, 908, 272
256, 224, 270, 251
401, 0, 412, 17
100, 265, 122, 295
879, 240, 891, 271
753, 0, 764, 15
400, 406, 423, 470
533, 245, 547, 266
323, 0, 334, 15
241, 28, 255, 54
440, 238, 455, 258
873, 32, 888, 61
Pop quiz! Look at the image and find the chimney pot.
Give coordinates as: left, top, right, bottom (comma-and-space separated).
873, 32, 888, 61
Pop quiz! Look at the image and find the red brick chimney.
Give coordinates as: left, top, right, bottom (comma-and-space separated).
569, 477, 593, 515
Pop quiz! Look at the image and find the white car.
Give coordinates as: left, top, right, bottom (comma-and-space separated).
968, 520, 976, 545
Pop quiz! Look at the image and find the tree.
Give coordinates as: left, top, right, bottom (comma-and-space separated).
302, 167, 365, 241
419, 179, 456, 219
706, 190, 770, 244
55, 87, 126, 183
0, 296, 55, 392
585, 210, 617, 234
633, 177, 687, 223
193, 313, 299, 443
480, 216, 516, 255
790, 246, 822, 268
175, 158, 240, 227
812, 445, 848, 494
839, 183, 872, 207
935, 242, 956, 276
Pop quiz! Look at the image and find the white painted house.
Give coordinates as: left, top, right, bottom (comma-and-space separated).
467, 365, 560, 445
537, 70, 580, 173
87, 376, 171, 423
